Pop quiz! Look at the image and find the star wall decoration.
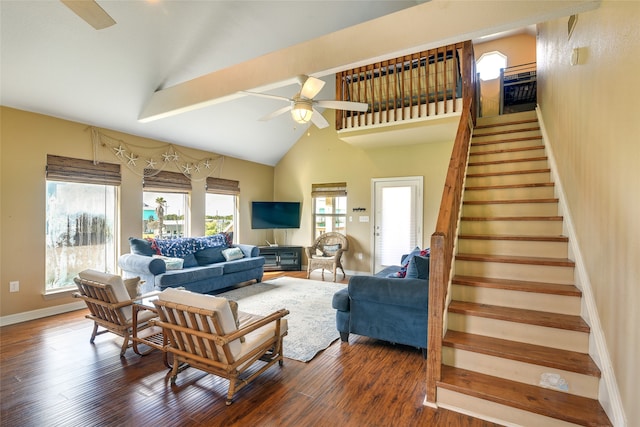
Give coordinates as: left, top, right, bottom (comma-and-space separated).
162, 152, 173, 162
114, 145, 126, 157
146, 158, 157, 169
125, 153, 138, 166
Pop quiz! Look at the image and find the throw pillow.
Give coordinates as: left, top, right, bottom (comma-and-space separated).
194, 246, 227, 265
182, 253, 199, 268
129, 237, 157, 256
123, 276, 142, 299
222, 247, 244, 261
152, 255, 184, 270
322, 244, 341, 257
227, 300, 245, 343
405, 255, 430, 280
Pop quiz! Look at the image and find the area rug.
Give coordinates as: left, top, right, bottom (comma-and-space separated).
218, 277, 344, 362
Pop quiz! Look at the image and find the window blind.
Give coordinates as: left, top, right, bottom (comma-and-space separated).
46, 155, 121, 186
143, 170, 191, 191
206, 177, 240, 195
311, 182, 347, 197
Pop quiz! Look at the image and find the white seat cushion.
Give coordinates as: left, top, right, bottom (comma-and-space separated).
159, 287, 241, 361
79, 269, 133, 322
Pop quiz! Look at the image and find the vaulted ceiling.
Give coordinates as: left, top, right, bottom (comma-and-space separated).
0, 1, 597, 166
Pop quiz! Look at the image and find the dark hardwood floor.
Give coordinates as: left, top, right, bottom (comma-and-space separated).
0, 271, 501, 427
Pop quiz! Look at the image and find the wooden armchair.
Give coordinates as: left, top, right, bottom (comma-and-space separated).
305, 232, 349, 281
73, 269, 157, 357
152, 288, 289, 405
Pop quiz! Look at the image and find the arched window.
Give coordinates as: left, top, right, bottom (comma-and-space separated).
477, 51, 507, 81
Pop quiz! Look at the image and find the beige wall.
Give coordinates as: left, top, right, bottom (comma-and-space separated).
474, 32, 536, 117
0, 107, 274, 318
537, 1, 639, 423
273, 111, 454, 273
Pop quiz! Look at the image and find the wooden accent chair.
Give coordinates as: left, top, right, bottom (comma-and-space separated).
152, 288, 289, 405
73, 269, 157, 357
305, 232, 349, 281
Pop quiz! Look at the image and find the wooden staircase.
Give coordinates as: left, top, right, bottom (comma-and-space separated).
435, 111, 612, 426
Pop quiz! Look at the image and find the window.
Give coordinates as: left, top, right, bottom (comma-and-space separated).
45, 155, 119, 291
476, 51, 507, 81
143, 170, 191, 239
205, 177, 240, 239
312, 183, 347, 239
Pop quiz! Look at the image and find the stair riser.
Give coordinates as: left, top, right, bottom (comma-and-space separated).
442, 348, 599, 399
464, 186, 555, 201
462, 202, 558, 217
454, 259, 574, 284
470, 139, 543, 153
476, 110, 537, 126
472, 129, 541, 144
459, 220, 563, 236
465, 171, 550, 187
447, 313, 589, 352
470, 148, 546, 163
451, 285, 580, 315
437, 388, 584, 427
467, 159, 549, 174
457, 238, 567, 258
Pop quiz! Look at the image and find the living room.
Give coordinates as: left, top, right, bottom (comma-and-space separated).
1, 1, 638, 426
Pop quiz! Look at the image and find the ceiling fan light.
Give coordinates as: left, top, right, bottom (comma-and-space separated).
291, 103, 313, 124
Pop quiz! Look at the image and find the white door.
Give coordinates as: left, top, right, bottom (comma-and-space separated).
372, 177, 423, 273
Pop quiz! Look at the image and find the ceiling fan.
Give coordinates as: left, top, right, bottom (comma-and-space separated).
61, 0, 116, 30
243, 75, 369, 129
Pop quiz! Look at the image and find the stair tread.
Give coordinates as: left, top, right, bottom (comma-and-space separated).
466, 182, 554, 191
443, 331, 600, 376
469, 145, 544, 156
461, 216, 563, 221
438, 366, 611, 426
452, 275, 580, 296
467, 168, 550, 178
456, 252, 574, 267
474, 118, 539, 130
463, 198, 558, 205
468, 156, 548, 167
448, 301, 590, 332
472, 126, 541, 138
471, 136, 542, 147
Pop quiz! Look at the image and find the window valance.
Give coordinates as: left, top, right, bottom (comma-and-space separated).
46, 154, 121, 186
143, 170, 191, 191
311, 182, 347, 197
206, 177, 240, 195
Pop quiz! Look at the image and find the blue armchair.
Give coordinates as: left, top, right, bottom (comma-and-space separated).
331, 252, 430, 357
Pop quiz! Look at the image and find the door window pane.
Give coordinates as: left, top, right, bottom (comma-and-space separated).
46, 181, 117, 290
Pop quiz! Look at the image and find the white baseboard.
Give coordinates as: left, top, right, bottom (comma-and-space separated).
0, 301, 86, 327
536, 107, 627, 427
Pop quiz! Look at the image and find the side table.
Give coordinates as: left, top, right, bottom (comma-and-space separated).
132, 293, 170, 367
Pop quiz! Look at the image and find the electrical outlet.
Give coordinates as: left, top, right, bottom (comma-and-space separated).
9, 281, 19, 292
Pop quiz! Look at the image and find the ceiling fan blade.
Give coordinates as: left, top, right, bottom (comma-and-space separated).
310, 109, 329, 129
61, 0, 116, 30
300, 76, 325, 100
259, 105, 293, 121
242, 91, 291, 102
315, 100, 369, 112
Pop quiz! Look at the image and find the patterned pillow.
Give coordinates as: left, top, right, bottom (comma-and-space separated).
322, 244, 342, 257
222, 247, 244, 261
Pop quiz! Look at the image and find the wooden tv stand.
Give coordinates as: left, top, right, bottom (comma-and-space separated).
258, 245, 302, 271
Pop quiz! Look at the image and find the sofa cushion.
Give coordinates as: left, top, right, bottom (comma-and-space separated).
129, 237, 157, 256
182, 253, 198, 268
222, 247, 244, 261
195, 246, 226, 265
157, 264, 224, 288
222, 256, 265, 274
405, 255, 430, 280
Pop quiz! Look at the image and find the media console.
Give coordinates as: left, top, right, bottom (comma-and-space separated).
258, 245, 302, 271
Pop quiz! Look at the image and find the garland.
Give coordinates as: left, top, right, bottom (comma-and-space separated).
89, 127, 224, 181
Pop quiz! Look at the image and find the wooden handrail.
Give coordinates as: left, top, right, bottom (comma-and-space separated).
426, 40, 476, 403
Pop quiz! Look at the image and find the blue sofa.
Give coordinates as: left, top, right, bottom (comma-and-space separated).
331, 251, 430, 356
118, 236, 264, 295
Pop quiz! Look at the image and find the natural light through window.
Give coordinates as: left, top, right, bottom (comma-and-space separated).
477, 51, 507, 81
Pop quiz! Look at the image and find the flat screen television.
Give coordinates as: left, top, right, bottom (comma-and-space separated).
251, 201, 301, 229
